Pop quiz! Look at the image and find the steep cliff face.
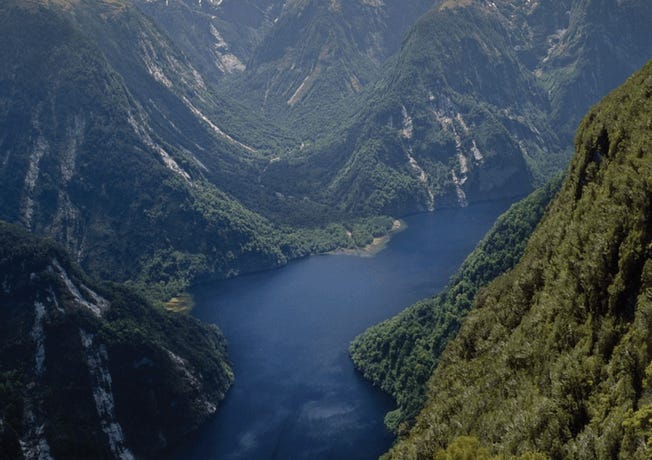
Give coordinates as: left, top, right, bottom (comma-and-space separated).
0, 221, 233, 459
134, 0, 433, 131
385, 60, 652, 459
0, 0, 306, 299
264, 0, 652, 216
133, 0, 284, 80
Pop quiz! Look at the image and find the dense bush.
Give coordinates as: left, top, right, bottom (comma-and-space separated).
350, 176, 561, 431
386, 60, 652, 460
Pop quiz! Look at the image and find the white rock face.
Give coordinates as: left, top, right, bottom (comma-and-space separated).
457, 152, 469, 175
46, 287, 64, 314
21, 136, 48, 228
140, 37, 174, 88
127, 111, 192, 181
21, 299, 53, 460
182, 96, 257, 153
400, 105, 414, 140
399, 105, 435, 210
19, 404, 53, 460
80, 330, 135, 460
451, 169, 469, 208
166, 349, 200, 389
471, 139, 484, 162
166, 348, 217, 416
137, 28, 206, 91
42, 116, 85, 258
287, 68, 320, 106
210, 25, 245, 73
51, 259, 109, 317
31, 301, 47, 376
60, 116, 85, 183
405, 147, 435, 211
455, 113, 470, 133
427, 93, 492, 206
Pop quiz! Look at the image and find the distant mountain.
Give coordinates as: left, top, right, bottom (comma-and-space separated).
0, 221, 232, 459
133, 0, 285, 81
239, 0, 433, 118
382, 59, 652, 458
0, 0, 391, 299
134, 0, 434, 130
0, 0, 284, 293
1, 0, 650, 298
263, 0, 652, 215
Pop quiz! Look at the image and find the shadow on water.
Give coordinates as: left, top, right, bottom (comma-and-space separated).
168, 199, 515, 460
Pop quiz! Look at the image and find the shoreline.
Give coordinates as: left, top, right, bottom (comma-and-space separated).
166, 220, 407, 311
328, 219, 406, 257
163, 197, 521, 310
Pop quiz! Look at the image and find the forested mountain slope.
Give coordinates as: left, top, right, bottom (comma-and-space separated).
350, 176, 562, 432
2, 0, 651, 299
134, 0, 434, 132
0, 221, 233, 459
0, 0, 396, 300
385, 59, 652, 459
0, 0, 289, 296
263, 0, 652, 215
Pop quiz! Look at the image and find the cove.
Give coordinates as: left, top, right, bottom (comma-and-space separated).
170, 199, 514, 460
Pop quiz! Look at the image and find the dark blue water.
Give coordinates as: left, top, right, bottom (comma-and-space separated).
172, 200, 513, 460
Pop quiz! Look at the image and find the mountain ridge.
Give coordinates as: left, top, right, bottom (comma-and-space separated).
262, 0, 652, 217
0, 220, 233, 459
0, 0, 400, 301
383, 58, 652, 459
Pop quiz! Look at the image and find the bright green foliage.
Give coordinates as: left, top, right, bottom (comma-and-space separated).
350, 177, 561, 432
431, 436, 549, 460
428, 435, 549, 460
433, 436, 496, 460
385, 61, 652, 459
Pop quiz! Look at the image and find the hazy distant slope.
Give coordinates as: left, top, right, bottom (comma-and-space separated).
133, 0, 285, 81
135, 0, 433, 132
242, 0, 433, 114
265, 0, 652, 216
539, 0, 652, 137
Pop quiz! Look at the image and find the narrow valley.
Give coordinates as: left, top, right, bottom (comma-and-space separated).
0, 0, 651, 459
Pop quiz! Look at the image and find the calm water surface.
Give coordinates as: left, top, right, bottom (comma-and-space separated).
171, 199, 513, 460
